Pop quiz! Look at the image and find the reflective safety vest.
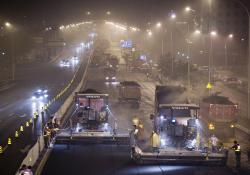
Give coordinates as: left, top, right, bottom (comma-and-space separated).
235, 145, 241, 152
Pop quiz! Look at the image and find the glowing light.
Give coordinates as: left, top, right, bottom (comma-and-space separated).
156, 22, 162, 28
228, 34, 233, 38
195, 29, 201, 34
185, 7, 191, 12
210, 31, 217, 36
170, 13, 176, 19
148, 31, 152, 36
5, 22, 11, 27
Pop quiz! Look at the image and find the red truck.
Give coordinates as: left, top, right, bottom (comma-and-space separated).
200, 95, 238, 140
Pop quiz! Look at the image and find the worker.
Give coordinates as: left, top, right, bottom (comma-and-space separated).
210, 134, 218, 153
150, 131, 160, 153
34, 110, 39, 118
146, 72, 149, 80
231, 140, 241, 169
43, 126, 51, 148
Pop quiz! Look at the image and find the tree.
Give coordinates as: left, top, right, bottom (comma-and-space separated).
158, 53, 172, 76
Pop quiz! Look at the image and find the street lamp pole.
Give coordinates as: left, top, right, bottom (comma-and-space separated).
224, 39, 228, 70
11, 34, 15, 81
170, 12, 176, 75
187, 24, 191, 91
171, 30, 174, 74
208, 36, 212, 90
232, 0, 250, 119
4, 22, 15, 81
224, 34, 233, 70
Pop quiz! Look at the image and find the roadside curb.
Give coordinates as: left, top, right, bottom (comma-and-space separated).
34, 148, 52, 175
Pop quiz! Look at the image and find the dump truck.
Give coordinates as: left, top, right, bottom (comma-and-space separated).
200, 95, 238, 140
74, 89, 109, 129
119, 81, 141, 108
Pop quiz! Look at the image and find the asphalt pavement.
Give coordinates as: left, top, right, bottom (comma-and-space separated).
0, 50, 85, 175
42, 143, 236, 175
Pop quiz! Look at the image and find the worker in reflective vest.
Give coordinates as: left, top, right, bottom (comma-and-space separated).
232, 140, 241, 169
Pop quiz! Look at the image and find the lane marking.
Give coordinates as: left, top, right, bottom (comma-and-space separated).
8, 113, 15, 117
19, 114, 27, 118
20, 145, 31, 153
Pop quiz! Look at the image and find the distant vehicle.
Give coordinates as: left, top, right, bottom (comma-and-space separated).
199, 66, 209, 71
104, 67, 117, 82
119, 81, 141, 108
130, 59, 151, 73
71, 56, 79, 61
106, 56, 119, 69
60, 59, 70, 67
223, 77, 242, 85
32, 89, 48, 100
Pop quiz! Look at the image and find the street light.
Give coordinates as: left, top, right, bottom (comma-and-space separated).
229, 34, 234, 38
106, 11, 111, 15
170, 12, 176, 75
224, 34, 234, 70
195, 29, 201, 34
86, 11, 91, 15
148, 31, 152, 36
171, 13, 176, 19
231, 0, 250, 120
210, 31, 217, 36
156, 22, 162, 28
208, 31, 217, 95
185, 6, 191, 12
4, 22, 15, 81
5, 22, 11, 28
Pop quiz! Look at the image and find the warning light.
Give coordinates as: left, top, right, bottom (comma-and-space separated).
206, 82, 212, 89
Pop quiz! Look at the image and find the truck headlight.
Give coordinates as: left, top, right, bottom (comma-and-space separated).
105, 77, 109, 80
112, 76, 116, 80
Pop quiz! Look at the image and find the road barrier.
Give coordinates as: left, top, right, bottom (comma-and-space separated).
8, 138, 12, 145
15, 131, 19, 138
15, 136, 45, 175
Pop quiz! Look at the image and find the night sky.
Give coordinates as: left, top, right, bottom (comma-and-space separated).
0, 0, 196, 26
0, 0, 250, 27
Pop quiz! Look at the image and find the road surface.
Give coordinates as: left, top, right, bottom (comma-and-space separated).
0, 49, 86, 175
42, 143, 236, 175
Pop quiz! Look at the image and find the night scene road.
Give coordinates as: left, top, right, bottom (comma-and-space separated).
1, 0, 250, 175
